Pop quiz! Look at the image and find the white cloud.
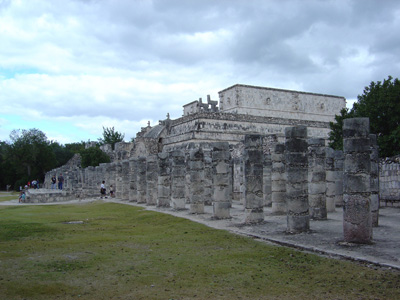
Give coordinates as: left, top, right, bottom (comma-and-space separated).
0, 0, 399, 143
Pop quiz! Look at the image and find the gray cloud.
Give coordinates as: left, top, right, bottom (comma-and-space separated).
0, 0, 399, 143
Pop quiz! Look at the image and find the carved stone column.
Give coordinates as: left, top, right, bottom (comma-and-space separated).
370, 134, 380, 227
263, 135, 277, 207
136, 157, 147, 204
129, 158, 137, 202
334, 150, 344, 207
285, 126, 309, 233
271, 143, 286, 214
157, 152, 170, 207
115, 161, 123, 199
343, 118, 372, 243
170, 150, 186, 210
189, 147, 205, 213
244, 135, 264, 223
308, 138, 327, 220
212, 142, 232, 219
121, 160, 130, 201
146, 155, 158, 205
325, 147, 336, 212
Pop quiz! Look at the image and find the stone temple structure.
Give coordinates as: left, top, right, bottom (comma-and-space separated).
37, 84, 387, 242
133, 84, 346, 155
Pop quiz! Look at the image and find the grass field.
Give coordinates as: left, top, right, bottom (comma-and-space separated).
0, 191, 18, 202
0, 200, 399, 300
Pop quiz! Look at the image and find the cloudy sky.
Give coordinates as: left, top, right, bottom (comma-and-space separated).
0, 0, 399, 144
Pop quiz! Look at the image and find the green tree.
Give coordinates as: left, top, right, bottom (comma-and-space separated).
80, 146, 111, 168
7, 129, 57, 189
328, 108, 353, 151
65, 141, 86, 154
0, 141, 15, 190
98, 126, 125, 150
329, 76, 400, 157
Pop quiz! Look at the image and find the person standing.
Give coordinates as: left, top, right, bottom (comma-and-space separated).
51, 175, 57, 189
58, 173, 64, 190
100, 181, 107, 198
109, 185, 114, 198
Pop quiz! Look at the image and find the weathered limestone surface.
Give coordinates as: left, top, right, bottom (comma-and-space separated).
212, 142, 232, 219
325, 148, 336, 212
146, 155, 158, 205
136, 157, 147, 204
334, 150, 344, 207
379, 156, 400, 204
262, 135, 277, 207
203, 149, 214, 206
343, 118, 372, 244
285, 126, 309, 233
370, 134, 380, 226
170, 150, 186, 210
129, 158, 137, 202
188, 148, 205, 214
115, 162, 123, 199
157, 152, 171, 207
271, 143, 286, 214
243, 135, 264, 223
121, 160, 130, 200
308, 138, 327, 220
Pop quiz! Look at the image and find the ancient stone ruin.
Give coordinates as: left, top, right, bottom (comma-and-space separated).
35, 84, 399, 243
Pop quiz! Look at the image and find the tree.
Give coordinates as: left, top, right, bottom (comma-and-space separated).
6, 129, 57, 189
98, 126, 125, 150
329, 76, 400, 157
80, 146, 111, 168
328, 108, 353, 151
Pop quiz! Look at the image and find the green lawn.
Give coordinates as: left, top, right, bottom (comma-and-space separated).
0, 191, 18, 202
0, 201, 399, 300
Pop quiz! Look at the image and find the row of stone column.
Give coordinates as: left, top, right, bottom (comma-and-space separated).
45, 119, 378, 244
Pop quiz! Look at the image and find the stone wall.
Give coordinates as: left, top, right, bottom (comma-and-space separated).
218, 84, 346, 123
379, 156, 400, 204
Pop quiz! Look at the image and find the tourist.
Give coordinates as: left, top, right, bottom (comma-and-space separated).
58, 173, 64, 190
100, 181, 107, 199
51, 175, 56, 189
109, 185, 114, 198
18, 191, 25, 203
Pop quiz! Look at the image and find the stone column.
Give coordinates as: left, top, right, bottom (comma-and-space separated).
212, 142, 232, 219
325, 147, 336, 212
244, 135, 264, 223
334, 150, 344, 207
189, 147, 205, 213
129, 158, 137, 202
157, 152, 171, 207
146, 155, 158, 205
86, 166, 95, 196
343, 118, 372, 243
121, 160, 130, 200
115, 162, 123, 198
170, 150, 186, 210
262, 135, 277, 207
136, 157, 147, 204
231, 143, 244, 203
308, 138, 327, 220
203, 149, 213, 206
271, 143, 286, 214
370, 134, 380, 227
108, 162, 116, 198
285, 126, 309, 233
